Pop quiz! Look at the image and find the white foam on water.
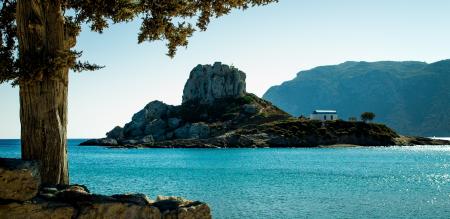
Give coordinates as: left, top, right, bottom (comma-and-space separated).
385, 145, 450, 152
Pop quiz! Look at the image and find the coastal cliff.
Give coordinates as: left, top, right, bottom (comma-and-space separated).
80, 62, 449, 148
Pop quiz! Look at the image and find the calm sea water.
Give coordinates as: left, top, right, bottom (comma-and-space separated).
1, 139, 450, 218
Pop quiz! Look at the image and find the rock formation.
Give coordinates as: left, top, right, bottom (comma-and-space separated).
80, 63, 450, 148
81, 62, 288, 147
0, 158, 211, 219
0, 159, 40, 201
182, 62, 246, 104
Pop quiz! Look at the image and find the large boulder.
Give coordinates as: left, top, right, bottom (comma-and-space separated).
174, 124, 191, 139
182, 62, 246, 104
106, 126, 124, 139
173, 123, 210, 139
0, 158, 212, 218
132, 101, 169, 122
123, 101, 171, 138
189, 123, 210, 139
0, 202, 75, 219
154, 196, 211, 219
167, 118, 182, 129
123, 121, 144, 138
0, 158, 40, 201
143, 119, 167, 140
77, 202, 160, 219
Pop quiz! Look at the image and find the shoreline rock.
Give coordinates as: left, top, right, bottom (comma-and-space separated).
0, 158, 212, 219
0, 158, 40, 201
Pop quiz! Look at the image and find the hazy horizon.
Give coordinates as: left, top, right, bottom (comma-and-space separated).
1, 0, 450, 138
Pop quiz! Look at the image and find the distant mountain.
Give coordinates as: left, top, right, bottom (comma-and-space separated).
263, 60, 450, 137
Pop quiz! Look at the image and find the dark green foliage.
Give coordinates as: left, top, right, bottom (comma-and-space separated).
263, 60, 450, 136
361, 112, 375, 122
0, 0, 17, 84
175, 93, 288, 123
0, 0, 277, 84
240, 94, 255, 104
240, 119, 399, 146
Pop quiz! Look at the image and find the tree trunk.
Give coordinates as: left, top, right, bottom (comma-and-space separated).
16, 0, 69, 185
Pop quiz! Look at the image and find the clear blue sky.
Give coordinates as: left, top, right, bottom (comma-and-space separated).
1, 0, 450, 138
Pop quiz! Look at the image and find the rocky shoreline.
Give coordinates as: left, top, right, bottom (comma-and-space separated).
0, 158, 211, 219
81, 120, 449, 149
80, 62, 450, 148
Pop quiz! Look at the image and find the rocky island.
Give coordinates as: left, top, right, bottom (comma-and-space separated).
80, 62, 449, 148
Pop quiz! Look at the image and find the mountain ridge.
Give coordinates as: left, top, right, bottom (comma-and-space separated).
263, 59, 450, 136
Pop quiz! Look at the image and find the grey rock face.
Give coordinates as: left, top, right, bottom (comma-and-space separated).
174, 124, 191, 139
167, 118, 182, 129
123, 121, 144, 137
174, 123, 210, 139
182, 62, 246, 104
133, 101, 169, 121
139, 135, 154, 144
189, 123, 210, 139
0, 158, 40, 201
100, 138, 118, 146
106, 126, 124, 139
144, 119, 167, 140
80, 62, 268, 146
123, 101, 171, 138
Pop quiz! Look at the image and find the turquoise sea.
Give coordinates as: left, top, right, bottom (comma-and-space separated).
1, 139, 450, 218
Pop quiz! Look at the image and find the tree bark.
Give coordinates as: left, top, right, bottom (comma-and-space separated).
16, 0, 69, 185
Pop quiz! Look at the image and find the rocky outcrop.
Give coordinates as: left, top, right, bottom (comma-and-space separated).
0, 158, 212, 219
182, 62, 246, 104
0, 202, 76, 219
80, 63, 449, 148
81, 91, 290, 147
0, 158, 40, 201
154, 196, 212, 219
106, 126, 124, 139
174, 123, 210, 139
146, 119, 450, 148
81, 63, 289, 147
